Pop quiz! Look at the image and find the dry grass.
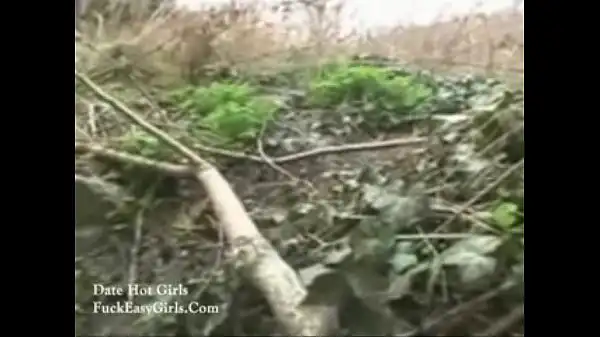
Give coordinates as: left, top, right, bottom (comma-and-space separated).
362, 10, 523, 71
75, 0, 523, 88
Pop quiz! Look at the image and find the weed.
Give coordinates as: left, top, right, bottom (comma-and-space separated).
170, 82, 279, 145
121, 128, 173, 160
308, 64, 433, 127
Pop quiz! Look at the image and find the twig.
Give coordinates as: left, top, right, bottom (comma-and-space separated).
441, 123, 523, 185
438, 158, 524, 229
477, 304, 524, 336
75, 135, 425, 176
187, 215, 226, 302
418, 226, 447, 304
402, 280, 518, 336
432, 202, 502, 234
74, 173, 128, 203
75, 142, 192, 177
256, 121, 317, 192
395, 233, 484, 240
194, 137, 425, 164
127, 210, 145, 301
275, 137, 426, 163
75, 72, 211, 169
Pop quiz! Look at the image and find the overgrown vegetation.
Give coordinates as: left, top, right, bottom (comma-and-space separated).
75, 1, 523, 336
308, 64, 435, 129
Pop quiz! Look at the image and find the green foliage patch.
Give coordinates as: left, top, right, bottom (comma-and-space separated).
170, 82, 279, 144
308, 64, 434, 127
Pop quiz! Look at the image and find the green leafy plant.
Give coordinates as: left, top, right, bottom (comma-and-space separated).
170, 82, 279, 144
307, 64, 433, 127
490, 201, 523, 231
120, 128, 172, 160
309, 65, 390, 105
439, 235, 503, 285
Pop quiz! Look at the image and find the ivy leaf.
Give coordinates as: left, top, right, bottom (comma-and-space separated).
351, 237, 387, 261
362, 184, 398, 210
492, 202, 519, 228
444, 236, 502, 256
361, 183, 428, 231
298, 264, 333, 288
389, 253, 418, 274
386, 275, 413, 300
458, 256, 497, 284
440, 236, 502, 284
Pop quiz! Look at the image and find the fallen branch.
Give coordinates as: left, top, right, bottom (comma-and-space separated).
75, 142, 192, 177
77, 133, 424, 171
76, 137, 424, 179
75, 71, 331, 335
274, 136, 425, 163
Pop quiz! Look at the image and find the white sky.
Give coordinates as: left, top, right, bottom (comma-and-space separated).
176, 0, 523, 29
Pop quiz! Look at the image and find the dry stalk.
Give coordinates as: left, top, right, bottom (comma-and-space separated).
75, 71, 334, 335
